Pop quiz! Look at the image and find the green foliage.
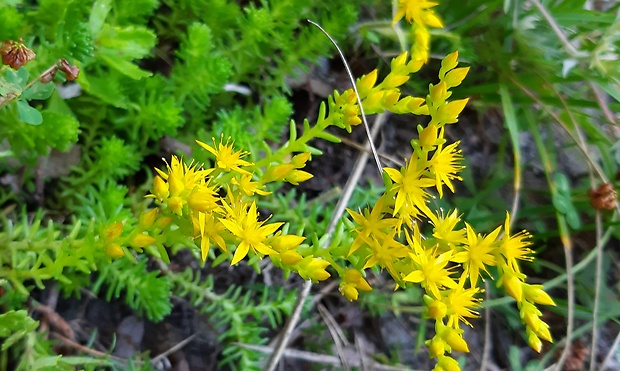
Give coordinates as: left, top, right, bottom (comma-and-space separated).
92, 258, 172, 322
0, 210, 98, 296
171, 268, 297, 370
7, 0, 616, 369
0, 310, 38, 351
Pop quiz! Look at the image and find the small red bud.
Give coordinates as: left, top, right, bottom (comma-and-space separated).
40, 67, 57, 83
588, 183, 617, 210
58, 58, 80, 81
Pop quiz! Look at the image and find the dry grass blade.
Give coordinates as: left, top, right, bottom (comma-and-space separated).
318, 303, 350, 370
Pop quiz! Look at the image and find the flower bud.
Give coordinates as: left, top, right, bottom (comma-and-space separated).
443, 67, 470, 88
440, 51, 459, 79
58, 58, 80, 81
130, 233, 157, 248
285, 170, 313, 185
154, 216, 173, 229
279, 250, 303, 265
188, 187, 218, 212
390, 52, 408, 71
291, 152, 311, 168
527, 330, 543, 353
436, 355, 460, 371
340, 284, 359, 301
357, 69, 377, 97
535, 323, 552, 342
168, 172, 184, 196
298, 257, 330, 282
139, 208, 158, 229
382, 90, 401, 107
426, 298, 447, 320
429, 82, 449, 104
103, 222, 123, 241
153, 176, 169, 199
444, 330, 469, 353
40, 68, 57, 83
524, 284, 556, 306
427, 337, 445, 357
105, 243, 125, 258
1, 39, 36, 69
419, 124, 439, 148
437, 99, 468, 124
381, 74, 409, 89
503, 272, 523, 302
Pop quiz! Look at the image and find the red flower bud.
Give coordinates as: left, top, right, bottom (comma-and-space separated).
1, 39, 36, 69
58, 58, 80, 81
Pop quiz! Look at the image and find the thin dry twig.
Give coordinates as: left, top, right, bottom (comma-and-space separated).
318, 303, 350, 371
34, 303, 75, 341
479, 281, 492, 371
601, 329, 620, 370
150, 333, 197, 367
555, 243, 575, 371
50, 332, 124, 363
548, 80, 609, 371
589, 210, 604, 371
242, 343, 415, 370
529, 0, 580, 57
588, 81, 617, 126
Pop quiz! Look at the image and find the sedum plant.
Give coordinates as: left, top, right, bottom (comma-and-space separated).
108, 3, 556, 368
0, 0, 561, 370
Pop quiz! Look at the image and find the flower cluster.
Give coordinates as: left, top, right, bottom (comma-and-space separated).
99, 48, 553, 371
393, 0, 444, 63
145, 138, 331, 280
338, 52, 555, 369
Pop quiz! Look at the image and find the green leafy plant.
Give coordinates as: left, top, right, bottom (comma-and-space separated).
2, 0, 618, 370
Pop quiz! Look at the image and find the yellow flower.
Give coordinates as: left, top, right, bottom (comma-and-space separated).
347, 196, 397, 256
297, 257, 331, 282
268, 232, 305, 266
500, 212, 534, 274
429, 141, 464, 197
196, 137, 253, 175
147, 156, 212, 216
384, 156, 435, 217
220, 202, 281, 265
193, 211, 227, 262
443, 284, 481, 328
187, 184, 221, 213
339, 269, 373, 301
231, 174, 270, 196
393, 0, 444, 28
362, 229, 408, 279
428, 209, 467, 249
452, 223, 500, 287
404, 235, 458, 299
